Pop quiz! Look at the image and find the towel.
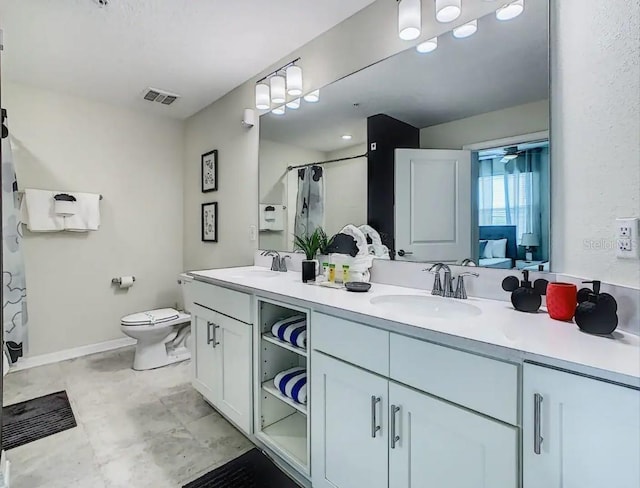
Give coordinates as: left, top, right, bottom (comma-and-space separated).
20, 189, 65, 232
274, 367, 307, 405
63, 192, 101, 231
271, 315, 307, 349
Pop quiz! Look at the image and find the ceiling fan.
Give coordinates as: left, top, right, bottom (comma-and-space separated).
500, 146, 525, 163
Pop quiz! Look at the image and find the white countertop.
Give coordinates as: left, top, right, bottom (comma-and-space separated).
190, 266, 640, 386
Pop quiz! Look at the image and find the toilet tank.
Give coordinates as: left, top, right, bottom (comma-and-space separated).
178, 273, 194, 314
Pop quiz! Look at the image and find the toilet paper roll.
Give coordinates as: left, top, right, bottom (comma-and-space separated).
119, 276, 135, 289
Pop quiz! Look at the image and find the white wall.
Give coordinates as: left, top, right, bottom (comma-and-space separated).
324, 144, 368, 236
551, 0, 640, 288
5, 82, 184, 356
420, 100, 549, 149
258, 139, 326, 250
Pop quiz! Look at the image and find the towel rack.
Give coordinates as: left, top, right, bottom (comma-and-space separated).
18, 191, 103, 200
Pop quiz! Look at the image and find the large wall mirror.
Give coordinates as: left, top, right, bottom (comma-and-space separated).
259, 0, 550, 271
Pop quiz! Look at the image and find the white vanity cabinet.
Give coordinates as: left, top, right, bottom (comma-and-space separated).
191, 282, 253, 435
523, 363, 640, 488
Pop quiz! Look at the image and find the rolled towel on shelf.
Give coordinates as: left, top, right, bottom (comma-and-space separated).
274, 367, 307, 405
271, 315, 307, 349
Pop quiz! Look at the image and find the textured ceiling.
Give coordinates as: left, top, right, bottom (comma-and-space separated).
0, 0, 376, 118
261, 0, 549, 153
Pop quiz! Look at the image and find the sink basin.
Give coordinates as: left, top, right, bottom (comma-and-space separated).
231, 269, 279, 279
370, 294, 482, 319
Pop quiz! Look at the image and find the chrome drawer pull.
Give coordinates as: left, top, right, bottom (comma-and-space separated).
390, 405, 401, 449
371, 396, 381, 438
534, 393, 544, 455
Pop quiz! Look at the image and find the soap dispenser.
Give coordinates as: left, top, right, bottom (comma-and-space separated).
574, 280, 619, 335
502, 270, 549, 313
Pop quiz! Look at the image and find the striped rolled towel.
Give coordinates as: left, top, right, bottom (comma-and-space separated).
271, 315, 307, 349
274, 367, 307, 405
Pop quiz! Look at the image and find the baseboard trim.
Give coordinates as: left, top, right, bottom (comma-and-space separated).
9, 337, 136, 372
0, 450, 10, 488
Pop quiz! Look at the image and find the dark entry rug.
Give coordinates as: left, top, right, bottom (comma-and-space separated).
2, 390, 77, 450
184, 448, 301, 488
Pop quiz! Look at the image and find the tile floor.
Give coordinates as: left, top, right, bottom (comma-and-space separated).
3, 347, 253, 488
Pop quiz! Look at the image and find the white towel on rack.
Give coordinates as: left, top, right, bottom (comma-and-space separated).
271, 315, 307, 349
274, 367, 307, 405
64, 192, 101, 231
20, 189, 64, 232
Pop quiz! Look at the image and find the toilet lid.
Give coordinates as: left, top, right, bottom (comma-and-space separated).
121, 308, 180, 326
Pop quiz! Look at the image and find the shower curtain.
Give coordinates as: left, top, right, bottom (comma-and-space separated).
294, 165, 324, 239
1, 110, 28, 363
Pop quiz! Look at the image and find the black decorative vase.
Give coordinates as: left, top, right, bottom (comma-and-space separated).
302, 260, 316, 283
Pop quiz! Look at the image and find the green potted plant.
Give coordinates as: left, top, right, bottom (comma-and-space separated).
294, 228, 323, 282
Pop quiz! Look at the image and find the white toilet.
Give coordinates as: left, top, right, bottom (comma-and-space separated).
120, 273, 193, 371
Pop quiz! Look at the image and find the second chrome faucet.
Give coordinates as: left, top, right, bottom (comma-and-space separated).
425, 263, 478, 299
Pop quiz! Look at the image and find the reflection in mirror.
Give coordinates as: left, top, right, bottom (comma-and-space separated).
259, 0, 550, 271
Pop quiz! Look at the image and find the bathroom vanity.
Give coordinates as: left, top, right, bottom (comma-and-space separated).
188, 266, 640, 488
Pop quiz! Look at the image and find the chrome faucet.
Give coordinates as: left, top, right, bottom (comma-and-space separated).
454, 272, 479, 299
262, 250, 283, 271
425, 263, 452, 296
441, 265, 454, 298
425, 263, 443, 295
460, 258, 477, 267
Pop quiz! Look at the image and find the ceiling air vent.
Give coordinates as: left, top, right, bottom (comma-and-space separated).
142, 88, 181, 106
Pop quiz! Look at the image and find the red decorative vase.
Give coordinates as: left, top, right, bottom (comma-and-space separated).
546, 282, 578, 321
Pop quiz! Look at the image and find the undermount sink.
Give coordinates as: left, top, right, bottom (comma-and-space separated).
231, 269, 279, 279
370, 294, 482, 319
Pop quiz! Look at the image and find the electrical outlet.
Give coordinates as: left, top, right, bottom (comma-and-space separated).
618, 238, 632, 252
249, 225, 257, 242
615, 218, 639, 259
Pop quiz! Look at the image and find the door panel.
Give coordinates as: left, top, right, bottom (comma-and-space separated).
312, 352, 388, 488
395, 148, 471, 262
389, 381, 517, 488
192, 313, 218, 404
523, 364, 640, 488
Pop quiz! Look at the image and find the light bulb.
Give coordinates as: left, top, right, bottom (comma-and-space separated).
398, 0, 421, 41
304, 90, 320, 103
286, 65, 303, 97
286, 98, 300, 109
496, 0, 524, 21
272, 105, 285, 115
255, 83, 270, 110
417, 37, 438, 53
270, 75, 286, 104
453, 19, 478, 38
435, 0, 461, 23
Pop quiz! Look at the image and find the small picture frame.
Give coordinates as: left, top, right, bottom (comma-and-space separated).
201, 202, 218, 242
201, 150, 218, 192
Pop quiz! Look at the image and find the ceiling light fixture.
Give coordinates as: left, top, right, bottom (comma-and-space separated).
435, 0, 461, 23
255, 83, 270, 110
398, 0, 422, 41
416, 36, 438, 53
304, 90, 320, 103
272, 105, 286, 116
453, 19, 478, 38
496, 0, 524, 21
270, 75, 286, 104
342, 135, 353, 140
286, 98, 301, 110
286, 65, 303, 97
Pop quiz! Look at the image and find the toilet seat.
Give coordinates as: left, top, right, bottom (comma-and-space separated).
121, 308, 181, 326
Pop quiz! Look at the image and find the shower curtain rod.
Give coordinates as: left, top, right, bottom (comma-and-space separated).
287, 152, 368, 172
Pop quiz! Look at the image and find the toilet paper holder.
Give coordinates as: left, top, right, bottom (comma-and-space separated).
112, 276, 136, 285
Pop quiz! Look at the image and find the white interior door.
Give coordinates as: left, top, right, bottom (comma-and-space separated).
395, 148, 471, 262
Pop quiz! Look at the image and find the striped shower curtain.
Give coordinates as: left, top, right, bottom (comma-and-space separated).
2, 110, 28, 363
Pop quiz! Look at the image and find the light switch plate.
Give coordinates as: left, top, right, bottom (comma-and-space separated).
616, 218, 639, 259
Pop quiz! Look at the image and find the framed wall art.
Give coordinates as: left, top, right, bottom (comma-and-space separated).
201, 202, 218, 242
201, 149, 218, 192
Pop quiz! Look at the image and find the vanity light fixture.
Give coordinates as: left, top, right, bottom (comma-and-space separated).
255, 83, 270, 110
496, 0, 524, 21
270, 75, 286, 104
272, 105, 286, 115
453, 19, 478, 38
286, 65, 303, 96
304, 89, 320, 103
398, 0, 422, 41
416, 36, 438, 53
435, 0, 461, 23
341, 134, 353, 140
286, 98, 301, 110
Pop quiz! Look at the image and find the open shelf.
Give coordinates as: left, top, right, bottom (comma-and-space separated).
262, 332, 307, 357
261, 412, 308, 468
262, 379, 307, 415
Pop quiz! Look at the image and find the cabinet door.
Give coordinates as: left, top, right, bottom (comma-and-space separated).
389, 381, 518, 488
523, 364, 640, 488
214, 313, 253, 435
192, 310, 218, 403
311, 352, 388, 488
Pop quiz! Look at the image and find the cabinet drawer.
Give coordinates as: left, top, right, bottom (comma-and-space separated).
191, 280, 252, 324
390, 334, 518, 425
312, 312, 389, 376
